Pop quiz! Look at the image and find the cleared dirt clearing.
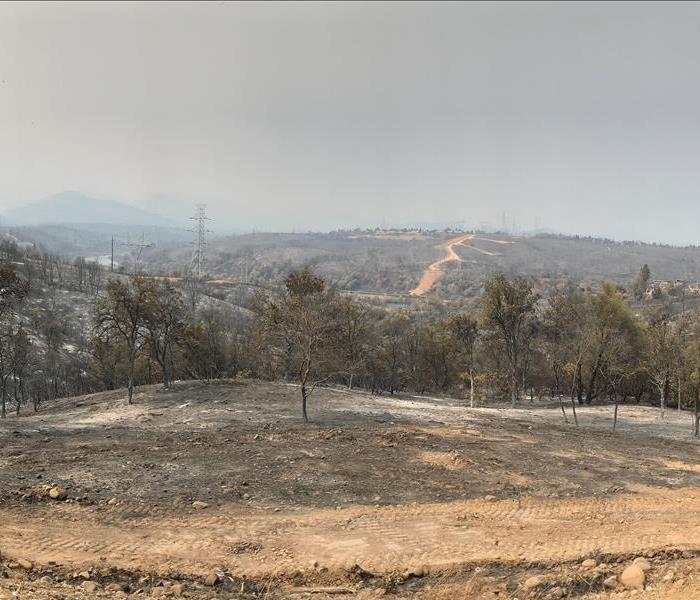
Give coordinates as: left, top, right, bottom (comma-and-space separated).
2, 381, 700, 598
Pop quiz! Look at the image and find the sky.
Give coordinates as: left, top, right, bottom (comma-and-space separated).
1, 1, 700, 243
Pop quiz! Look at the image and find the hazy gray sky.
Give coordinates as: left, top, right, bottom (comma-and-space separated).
2, 1, 700, 242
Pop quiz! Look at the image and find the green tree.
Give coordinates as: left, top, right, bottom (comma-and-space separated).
632, 264, 651, 300
581, 282, 641, 405
481, 273, 539, 407
644, 314, 679, 419
541, 287, 588, 423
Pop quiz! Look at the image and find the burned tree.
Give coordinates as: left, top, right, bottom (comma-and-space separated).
142, 280, 186, 388
94, 279, 150, 404
263, 268, 340, 422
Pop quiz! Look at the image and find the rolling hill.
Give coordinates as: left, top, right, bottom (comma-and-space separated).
2, 191, 170, 227
141, 229, 700, 300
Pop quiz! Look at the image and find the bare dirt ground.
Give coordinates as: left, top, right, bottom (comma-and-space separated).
2, 381, 700, 599
409, 234, 512, 296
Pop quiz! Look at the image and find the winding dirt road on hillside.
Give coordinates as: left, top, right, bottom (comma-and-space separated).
409, 234, 511, 296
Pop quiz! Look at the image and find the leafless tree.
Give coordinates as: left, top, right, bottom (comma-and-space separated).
94, 278, 150, 404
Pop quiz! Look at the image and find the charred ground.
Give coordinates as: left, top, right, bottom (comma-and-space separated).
2, 381, 700, 599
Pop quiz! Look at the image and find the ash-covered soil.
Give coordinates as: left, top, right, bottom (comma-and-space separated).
2, 380, 700, 599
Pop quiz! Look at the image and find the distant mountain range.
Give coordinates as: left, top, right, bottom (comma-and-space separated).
2, 191, 173, 227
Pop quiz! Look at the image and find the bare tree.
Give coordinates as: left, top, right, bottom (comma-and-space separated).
336, 297, 371, 389
447, 314, 479, 407
94, 279, 150, 404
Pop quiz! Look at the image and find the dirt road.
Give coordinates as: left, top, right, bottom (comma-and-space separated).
2, 487, 700, 580
409, 234, 511, 296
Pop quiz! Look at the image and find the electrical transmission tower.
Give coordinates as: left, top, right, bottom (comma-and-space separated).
188, 204, 210, 280
185, 204, 211, 313
121, 233, 153, 275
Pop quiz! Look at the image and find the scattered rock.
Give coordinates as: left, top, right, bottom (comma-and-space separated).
204, 573, 219, 586
106, 583, 125, 592
581, 558, 597, 569
662, 571, 675, 583
620, 564, 645, 589
81, 580, 100, 593
15, 558, 33, 570
523, 575, 543, 590
192, 501, 209, 510
79, 570, 91, 580
170, 583, 184, 596
48, 486, 66, 500
604, 576, 618, 588
632, 557, 652, 572
484, 495, 498, 503
108, 498, 118, 505
151, 587, 168, 597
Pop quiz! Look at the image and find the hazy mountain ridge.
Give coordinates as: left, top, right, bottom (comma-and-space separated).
2, 191, 172, 227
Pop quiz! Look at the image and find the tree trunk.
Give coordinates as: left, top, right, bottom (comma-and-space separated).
570, 394, 578, 427
469, 369, 474, 408
1, 387, 5, 419
128, 353, 135, 405
585, 357, 601, 405
574, 361, 584, 405
695, 387, 699, 438
511, 367, 518, 408
300, 356, 311, 423
559, 394, 568, 423
301, 383, 308, 423
613, 397, 619, 433
660, 382, 666, 419
160, 348, 171, 389
678, 375, 682, 412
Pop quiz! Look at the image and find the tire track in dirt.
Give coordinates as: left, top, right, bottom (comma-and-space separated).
3, 487, 700, 577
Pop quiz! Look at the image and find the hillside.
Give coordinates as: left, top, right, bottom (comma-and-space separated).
3, 191, 169, 227
143, 230, 700, 300
2, 380, 700, 598
0, 191, 196, 257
